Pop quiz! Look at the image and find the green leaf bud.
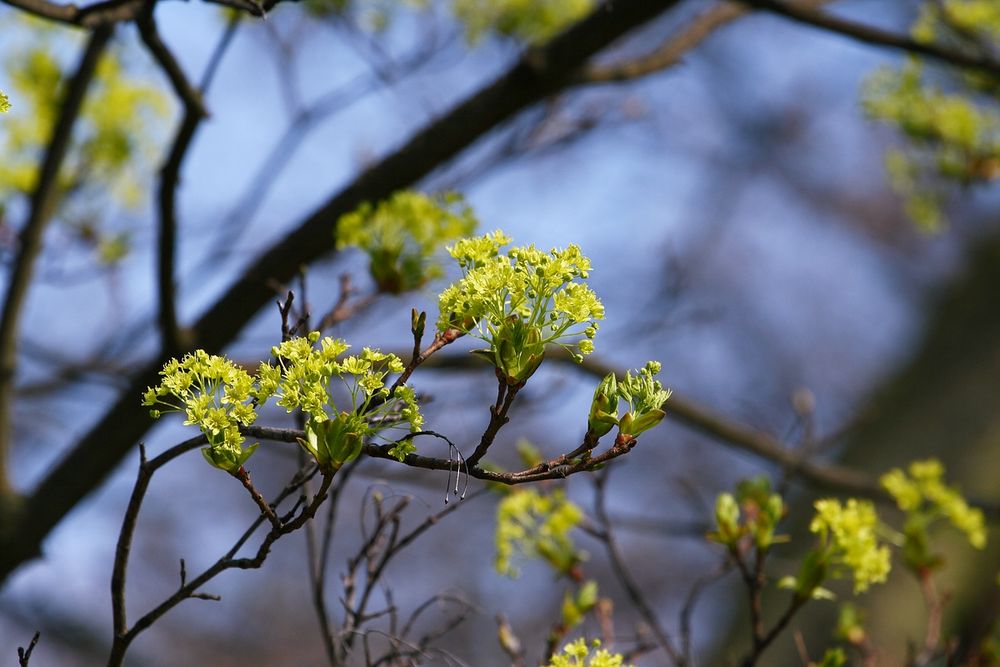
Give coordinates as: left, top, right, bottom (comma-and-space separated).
713, 492, 741, 545
587, 372, 619, 437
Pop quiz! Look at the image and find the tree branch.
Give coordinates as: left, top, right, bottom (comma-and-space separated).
137, 7, 211, 354
0, 0, 688, 584
107, 441, 332, 667
1, 0, 143, 28
16, 631, 40, 666
411, 348, 1000, 517
738, 0, 1000, 78
581, 2, 748, 83
592, 471, 683, 665
0, 26, 113, 503
1, 0, 263, 27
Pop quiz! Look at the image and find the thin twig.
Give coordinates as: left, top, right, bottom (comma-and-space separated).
417, 349, 1000, 516
739, 0, 1000, 78
16, 631, 40, 666
466, 376, 521, 467
307, 456, 361, 666
232, 465, 280, 528
241, 423, 641, 486
739, 592, 810, 666
107, 430, 331, 667
389, 329, 462, 395
592, 471, 683, 665
338, 489, 482, 658
680, 563, 731, 664
915, 569, 946, 666
109, 468, 333, 666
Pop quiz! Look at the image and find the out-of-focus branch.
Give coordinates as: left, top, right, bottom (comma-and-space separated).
16, 631, 40, 666
204, 30, 448, 266
581, 2, 748, 83
593, 471, 683, 665
0, 0, 141, 27
739, 0, 1000, 78
1, 0, 264, 27
336, 488, 481, 660
137, 8, 211, 354
413, 348, 1000, 517
136, 10, 208, 118
581, 0, 837, 84
0, 26, 113, 502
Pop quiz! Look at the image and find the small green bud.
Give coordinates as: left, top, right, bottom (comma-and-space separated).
713, 492, 741, 545
629, 408, 665, 436
587, 373, 619, 437
794, 550, 829, 600
410, 308, 426, 338
201, 442, 258, 474
618, 412, 634, 436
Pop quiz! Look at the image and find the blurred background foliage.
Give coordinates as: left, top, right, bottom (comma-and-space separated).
0, 0, 999, 665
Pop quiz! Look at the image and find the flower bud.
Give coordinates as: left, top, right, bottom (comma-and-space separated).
587, 373, 619, 437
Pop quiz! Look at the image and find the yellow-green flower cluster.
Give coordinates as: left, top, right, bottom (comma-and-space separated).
495, 488, 583, 578
145, 333, 423, 472
1, 24, 169, 223
336, 190, 477, 294
561, 580, 598, 629
881, 458, 986, 550
709, 477, 786, 550
453, 0, 595, 43
864, 63, 999, 165
810, 499, 891, 594
258, 332, 422, 466
588, 361, 670, 442
615, 361, 671, 437
912, 0, 1000, 44
816, 648, 847, 667
0, 91, 9, 113
143, 351, 260, 473
438, 231, 604, 384
545, 639, 632, 667
861, 8, 1000, 230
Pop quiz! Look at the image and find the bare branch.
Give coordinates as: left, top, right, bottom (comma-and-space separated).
16, 631, 40, 666
739, 0, 1000, 78
592, 471, 683, 665
107, 441, 333, 667
416, 348, 1000, 516
136, 7, 212, 354
0, 25, 113, 500
582, 2, 748, 83
466, 377, 522, 467
0, 0, 262, 27
136, 9, 209, 118
0, 0, 141, 28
